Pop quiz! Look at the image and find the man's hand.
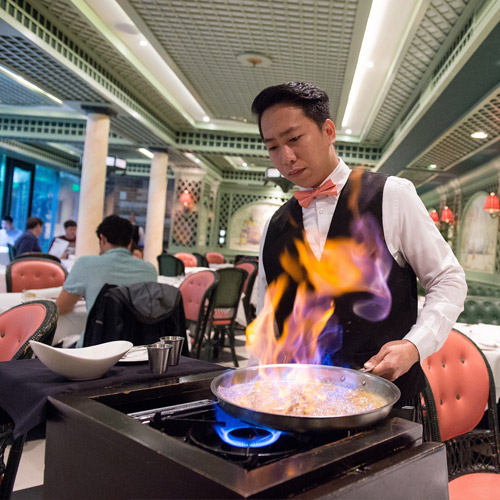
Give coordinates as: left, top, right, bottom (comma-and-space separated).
55, 289, 80, 315
363, 340, 420, 381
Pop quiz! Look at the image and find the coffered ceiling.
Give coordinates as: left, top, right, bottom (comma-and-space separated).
0, 0, 498, 194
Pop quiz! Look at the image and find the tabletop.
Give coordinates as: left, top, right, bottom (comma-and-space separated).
0, 356, 226, 439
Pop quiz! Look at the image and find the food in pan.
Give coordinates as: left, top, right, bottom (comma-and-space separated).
217, 378, 387, 417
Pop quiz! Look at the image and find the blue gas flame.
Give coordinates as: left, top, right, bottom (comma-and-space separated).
214, 406, 282, 448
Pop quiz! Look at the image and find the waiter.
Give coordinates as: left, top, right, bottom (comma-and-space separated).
252, 82, 467, 406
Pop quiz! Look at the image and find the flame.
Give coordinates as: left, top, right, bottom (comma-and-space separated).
246, 168, 392, 368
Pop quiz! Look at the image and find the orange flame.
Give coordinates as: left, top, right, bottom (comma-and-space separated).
246, 167, 391, 368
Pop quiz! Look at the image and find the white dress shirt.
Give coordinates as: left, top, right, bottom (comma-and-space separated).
258, 159, 467, 362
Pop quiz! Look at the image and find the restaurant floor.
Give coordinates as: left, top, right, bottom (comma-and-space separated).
9, 327, 250, 498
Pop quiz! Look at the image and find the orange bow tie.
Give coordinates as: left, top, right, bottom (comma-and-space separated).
293, 179, 338, 208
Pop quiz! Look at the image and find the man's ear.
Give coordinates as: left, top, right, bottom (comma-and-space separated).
324, 119, 336, 145
99, 234, 107, 245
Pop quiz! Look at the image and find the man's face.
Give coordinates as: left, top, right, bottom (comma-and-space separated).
65, 225, 77, 240
34, 224, 43, 237
1, 220, 12, 231
260, 104, 337, 188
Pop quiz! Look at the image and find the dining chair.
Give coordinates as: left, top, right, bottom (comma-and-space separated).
5, 258, 67, 293
14, 252, 62, 263
234, 260, 258, 325
174, 252, 198, 268
197, 267, 247, 366
205, 251, 225, 265
192, 252, 209, 268
6, 244, 16, 262
178, 270, 218, 354
157, 254, 185, 277
0, 300, 58, 500
422, 328, 500, 499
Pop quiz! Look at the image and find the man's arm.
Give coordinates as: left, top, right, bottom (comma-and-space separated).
367, 178, 467, 381
55, 289, 80, 315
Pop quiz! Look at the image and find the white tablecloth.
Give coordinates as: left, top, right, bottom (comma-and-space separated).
0, 287, 87, 347
455, 322, 500, 400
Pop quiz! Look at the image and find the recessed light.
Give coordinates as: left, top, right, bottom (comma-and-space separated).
139, 40, 148, 47
237, 52, 272, 67
428, 164, 437, 170
202, 116, 210, 122
242, 162, 248, 167
471, 131, 488, 139
345, 129, 352, 134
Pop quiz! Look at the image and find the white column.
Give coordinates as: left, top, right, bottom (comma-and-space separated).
75, 109, 111, 257
143, 149, 168, 269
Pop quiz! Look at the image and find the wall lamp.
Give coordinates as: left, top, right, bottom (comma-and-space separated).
484, 192, 500, 218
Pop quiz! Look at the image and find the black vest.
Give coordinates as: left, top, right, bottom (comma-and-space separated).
263, 172, 424, 402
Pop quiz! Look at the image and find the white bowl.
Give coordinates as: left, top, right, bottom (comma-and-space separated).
29, 340, 133, 381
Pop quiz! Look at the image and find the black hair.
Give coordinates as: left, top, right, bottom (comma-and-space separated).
2, 215, 13, 224
26, 217, 43, 230
251, 82, 331, 137
96, 215, 133, 247
64, 220, 77, 229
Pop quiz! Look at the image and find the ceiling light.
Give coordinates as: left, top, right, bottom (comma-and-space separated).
0, 64, 62, 104
428, 164, 437, 169
237, 52, 272, 67
345, 129, 352, 134
139, 40, 148, 47
471, 131, 488, 139
138, 148, 154, 159
366, 61, 374, 68
242, 162, 247, 167
202, 116, 210, 122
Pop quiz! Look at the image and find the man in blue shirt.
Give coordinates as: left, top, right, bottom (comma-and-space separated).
56, 215, 157, 345
0, 216, 22, 246
14, 217, 43, 255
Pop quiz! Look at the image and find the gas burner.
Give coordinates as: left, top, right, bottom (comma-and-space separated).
188, 424, 302, 461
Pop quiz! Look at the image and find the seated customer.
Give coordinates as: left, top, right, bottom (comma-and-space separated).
49, 219, 77, 259
55, 215, 157, 345
14, 217, 43, 255
0, 215, 22, 246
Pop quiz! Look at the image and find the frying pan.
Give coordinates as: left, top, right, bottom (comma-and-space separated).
211, 364, 400, 432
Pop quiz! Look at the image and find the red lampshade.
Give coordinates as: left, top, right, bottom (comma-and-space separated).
441, 206, 454, 224
429, 209, 439, 223
179, 189, 193, 207
484, 192, 500, 214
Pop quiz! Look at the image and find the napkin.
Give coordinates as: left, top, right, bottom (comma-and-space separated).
23, 286, 63, 300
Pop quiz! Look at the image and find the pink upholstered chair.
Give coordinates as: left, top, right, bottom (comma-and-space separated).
0, 300, 58, 361
422, 329, 500, 499
0, 300, 58, 499
179, 270, 218, 353
6, 258, 67, 293
174, 252, 198, 268
205, 252, 225, 265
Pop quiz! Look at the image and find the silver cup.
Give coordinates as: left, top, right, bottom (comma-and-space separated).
160, 336, 184, 365
147, 342, 172, 374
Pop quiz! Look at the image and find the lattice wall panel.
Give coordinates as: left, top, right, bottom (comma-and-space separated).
170, 178, 202, 247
